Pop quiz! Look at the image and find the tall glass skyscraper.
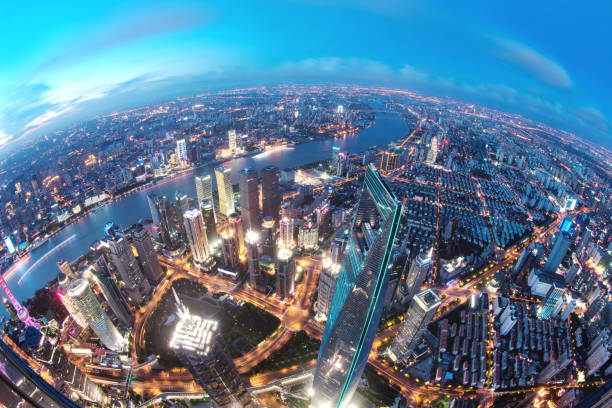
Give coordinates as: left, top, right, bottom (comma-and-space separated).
215, 165, 235, 217
312, 165, 402, 408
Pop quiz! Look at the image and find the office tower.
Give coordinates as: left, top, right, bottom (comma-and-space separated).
313, 165, 402, 408
228, 129, 238, 152
0, 274, 39, 329
239, 167, 260, 233
331, 146, 341, 169
536, 283, 566, 320
261, 216, 276, 258
57, 273, 88, 328
84, 267, 133, 328
215, 165, 235, 217
298, 220, 318, 250
131, 224, 164, 285
104, 223, 151, 306
543, 231, 571, 273
577, 227, 592, 256
315, 258, 341, 319
404, 250, 433, 300
245, 230, 262, 289
427, 136, 438, 164
57, 259, 75, 278
262, 165, 281, 221
147, 192, 161, 225
387, 289, 441, 362
0, 338, 82, 408
228, 212, 245, 251
220, 231, 240, 268
276, 248, 296, 300
156, 195, 183, 251
183, 208, 210, 265
30, 174, 42, 198
279, 217, 294, 249
175, 190, 190, 215
170, 296, 252, 407
68, 279, 123, 351
335, 151, 348, 177
175, 138, 188, 166
195, 174, 215, 220
330, 236, 347, 265
386, 254, 408, 307
200, 198, 219, 250
559, 295, 577, 320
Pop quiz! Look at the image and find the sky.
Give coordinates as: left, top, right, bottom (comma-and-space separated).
1, 0, 611, 150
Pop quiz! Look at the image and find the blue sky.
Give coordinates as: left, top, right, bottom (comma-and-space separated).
1, 0, 610, 150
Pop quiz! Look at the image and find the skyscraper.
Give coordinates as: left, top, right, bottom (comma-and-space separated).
239, 167, 260, 233
404, 250, 433, 300
228, 129, 238, 152
313, 165, 402, 408
131, 224, 164, 285
330, 236, 347, 265
262, 165, 281, 221
543, 231, 571, 273
200, 198, 219, 250
536, 283, 566, 320
279, 216, 294, 249
156, 195, 183, 252
183, 208, 210, 265
245, 230, 262, 289
276, 248, 295, 300
57, 273, 88, 328
387, 288, 441, 363
83, 267, 133, 328
175, 138, 188, 167
215, 165, 235, 217
220, 231, 240, 268
147, 192, 161, 225
261, 216, 276, 258
195, 174, 215, 220
68, 279, 124, 351
315, 258, 341, 319
170, 295, 252, 407
57, 259, 75, 278
104, 223, 151, 306
298, 220, 318, 250
426, 136, 438, 164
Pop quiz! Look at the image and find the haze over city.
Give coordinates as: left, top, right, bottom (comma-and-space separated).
0, 2, 611, 408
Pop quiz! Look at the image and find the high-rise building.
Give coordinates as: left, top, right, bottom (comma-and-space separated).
68, 279, 124, 351
543, 231, 571, 273
200, 198, 219, 250
313, 165, 402, 408
315, 258, 341, 319
195, 174, 215, 220
0, 337, 82, 408
245, 230, 262, 289
83, 266, 133, 328
387, 289, 441, 362
426, 136, 438, 164
262, 165, 281, 221
536, 283, 566, 320
279, 217, 294, 249
170, 294, 252, 407
239, 167, 260, 233
228, 212, 245, 251
215, 165, 235, 217
298, 220, 318, 250
261, 216, 276, 258
330, 236, 347, 265
586, 329, 612, 376
147, 193, 161, 225
183, 208, 210, 265
57, 259, 75, 278
276, 248, 295, 300
156, 195, 183, 251
404, 250, 433, 301
175, 139, 188, 166
131, 224, 164, 285
57, 273, 88, 328
220, 231, 240, 268
228, 129, 238, 152
380, 150, 398, 172
104, 223, 151, 306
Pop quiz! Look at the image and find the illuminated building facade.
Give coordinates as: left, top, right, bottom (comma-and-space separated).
387, 288, 441, 363
543, 231, 571, 273
298, 220, 318, 250
315, 258, 341, 319
175, 138, 188, 166
215, 165, 235, 217
170, 294, 252, 407
404, 250, 433, 300
312, 165, 402, 408
262, 165, 281, 221
261, 216, 276, 258
195, 174, 214, 214
183, 208, 210, 265
276, 248, 296, 300
200, 199, 219, 250
280, 217, 294, 249
245, 230, 262, 288
131, 224, 164, 285
68, 279, 124, 351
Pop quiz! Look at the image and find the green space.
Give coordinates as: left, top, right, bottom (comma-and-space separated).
249, 330, 320, 375
221, 302, 280, 358
357, 365, 401, 407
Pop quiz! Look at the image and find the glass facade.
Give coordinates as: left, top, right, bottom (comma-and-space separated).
312, 164, 402, 408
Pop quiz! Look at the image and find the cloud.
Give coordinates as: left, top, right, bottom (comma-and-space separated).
493, 39, 572, 89
35, 7, 210, 72
571, 107, 610, 132
278, 57, 395, 78
0, 130, 10, 146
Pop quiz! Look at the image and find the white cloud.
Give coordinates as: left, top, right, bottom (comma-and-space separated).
0, 129, 10, 146
25, 106, 73, 130
493, 38, 572, 89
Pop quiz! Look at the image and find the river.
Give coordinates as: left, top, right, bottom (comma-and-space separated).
1, 110, 408, 316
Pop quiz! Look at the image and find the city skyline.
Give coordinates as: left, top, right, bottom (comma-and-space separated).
1, 1, 611, 152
